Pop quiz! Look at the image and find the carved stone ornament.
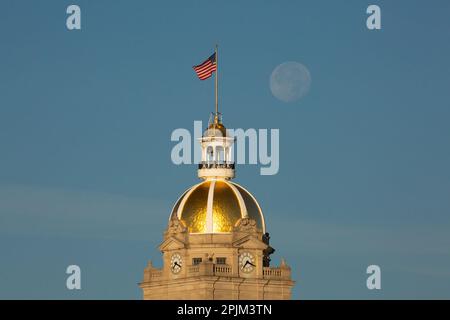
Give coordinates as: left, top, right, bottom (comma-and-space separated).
167, 218, 187, 234
234, 218, 258, 232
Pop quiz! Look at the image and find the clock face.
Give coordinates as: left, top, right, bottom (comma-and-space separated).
239, 252, 255, 273
170, 253, 182, 274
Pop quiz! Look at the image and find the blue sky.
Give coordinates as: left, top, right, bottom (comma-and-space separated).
1, 0, 450, 299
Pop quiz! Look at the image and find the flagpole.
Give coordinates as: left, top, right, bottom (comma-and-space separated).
215, 44, 218, 117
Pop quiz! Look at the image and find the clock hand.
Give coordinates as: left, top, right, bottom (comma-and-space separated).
249, 261, 256, 267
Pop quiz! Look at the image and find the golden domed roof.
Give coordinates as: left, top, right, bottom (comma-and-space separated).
203, 113, 227, 137
204, 122, 227, 137
169, 179, 265, 233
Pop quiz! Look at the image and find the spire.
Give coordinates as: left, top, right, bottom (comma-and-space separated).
215, 44, 219, 116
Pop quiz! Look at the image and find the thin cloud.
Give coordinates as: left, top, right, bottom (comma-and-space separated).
270, 216, 450, 256
0, 184, 168, 241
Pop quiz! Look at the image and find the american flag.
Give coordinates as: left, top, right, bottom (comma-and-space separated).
193, 53, 217, 80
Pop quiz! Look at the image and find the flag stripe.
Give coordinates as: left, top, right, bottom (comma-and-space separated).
196, 65, 216, 76
195, 65, 216, 79
195, 64, 216, 76
193, 53, 217, 80
194, 59, 214, 69
194, 63, 215, 74
194, 63, 213, 73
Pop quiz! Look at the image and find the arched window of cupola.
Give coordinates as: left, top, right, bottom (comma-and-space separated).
224, 147, 231, 163
216, 146, 225, 163
206, 146, 214, 163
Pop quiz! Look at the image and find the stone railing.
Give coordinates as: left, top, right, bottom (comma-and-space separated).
144, 264, 290, 282
263, 267, 281, 277
263, 267, 291, 280
198, 162, 235, 170
214, 265, 232, 275
186, 263, 233, 277
143, 267, 163, 282
150, 269, 163, 279
188, 265, 200, 275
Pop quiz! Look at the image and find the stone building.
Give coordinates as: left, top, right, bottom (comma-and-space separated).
140, 112, 294, 299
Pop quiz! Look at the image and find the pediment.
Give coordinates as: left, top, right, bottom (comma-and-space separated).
159, 236, 186, 252
232, 234, 267, 250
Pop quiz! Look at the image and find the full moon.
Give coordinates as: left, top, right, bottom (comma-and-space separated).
270, 61, 311, 103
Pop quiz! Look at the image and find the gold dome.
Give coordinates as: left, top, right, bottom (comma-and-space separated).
169, 179, 265, 233
204, 122, 227, 137
203, 113, 227, 137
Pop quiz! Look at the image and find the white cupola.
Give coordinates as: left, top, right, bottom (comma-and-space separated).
198, 112, 235, 180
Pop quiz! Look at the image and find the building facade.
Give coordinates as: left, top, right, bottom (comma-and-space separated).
140, 113, 294, 299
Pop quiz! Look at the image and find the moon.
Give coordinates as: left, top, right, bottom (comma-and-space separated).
270, 61, 311, 103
